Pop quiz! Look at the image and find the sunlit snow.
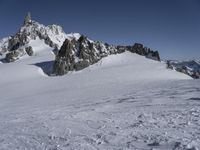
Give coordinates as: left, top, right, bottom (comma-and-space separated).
0, 40, 199, 150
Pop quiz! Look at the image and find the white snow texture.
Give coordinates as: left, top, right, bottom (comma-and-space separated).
0, 20, 199, 150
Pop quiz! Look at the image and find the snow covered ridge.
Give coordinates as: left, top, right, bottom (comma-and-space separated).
166, 60, 200, 79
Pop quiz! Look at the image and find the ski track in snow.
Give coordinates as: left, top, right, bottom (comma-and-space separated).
0, 42, 199, 149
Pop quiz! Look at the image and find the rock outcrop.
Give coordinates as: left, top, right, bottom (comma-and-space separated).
53, 35, 117, 75
53, 35, 161, 75
25, 46, 34, 56
5, 48, 26, 62
5, 46, 34, 62
117, 43, 160, 61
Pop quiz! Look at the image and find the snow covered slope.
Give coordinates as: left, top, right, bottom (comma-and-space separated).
87, 52, 191, 80
0, 38, 196, 149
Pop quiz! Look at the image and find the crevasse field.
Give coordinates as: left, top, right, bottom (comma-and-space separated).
0, 39, 200, 150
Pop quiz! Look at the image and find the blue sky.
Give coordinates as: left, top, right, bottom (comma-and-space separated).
0, 0, 199, 60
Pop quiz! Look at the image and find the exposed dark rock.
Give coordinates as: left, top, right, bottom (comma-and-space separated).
116, 43, 160, 61
44, 36, 56, 48
53, 39, 76, 75
147, 141, 160, 146
25, 46, 34, 56
74, 60, 90, 71
132, 43, 146, 55
146, 50, 160, 61
53, 37, 103, 75
53, 57, 68, 75
131, 43, 160, 61
116, 46, 126, 53
8, 36, 21, 51
53, 36, 161, 75
5, 48, 26, 62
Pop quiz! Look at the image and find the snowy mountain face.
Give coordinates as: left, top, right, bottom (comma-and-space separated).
0, 13, 161, 75
1, 13, 200, 150
0, 13, 81, 62
167, 60, 200, 79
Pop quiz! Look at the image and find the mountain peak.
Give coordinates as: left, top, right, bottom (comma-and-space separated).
24, 12, 32, 25
1, 14, 161, 72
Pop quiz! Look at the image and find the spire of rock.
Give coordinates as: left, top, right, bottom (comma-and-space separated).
24, 12, 32, 25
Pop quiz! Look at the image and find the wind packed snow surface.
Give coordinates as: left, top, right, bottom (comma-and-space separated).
0, 42, 199, 150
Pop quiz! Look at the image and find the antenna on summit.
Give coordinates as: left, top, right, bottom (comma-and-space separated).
24, 12, 32, 25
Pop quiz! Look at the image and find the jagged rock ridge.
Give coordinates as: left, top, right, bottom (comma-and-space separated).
53, 35, 160, 75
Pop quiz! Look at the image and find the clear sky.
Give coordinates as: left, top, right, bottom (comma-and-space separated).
0, 0, 199, 60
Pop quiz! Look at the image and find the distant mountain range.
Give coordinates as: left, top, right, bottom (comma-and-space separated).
167, 60, 200, 79
0, 13, 199, 79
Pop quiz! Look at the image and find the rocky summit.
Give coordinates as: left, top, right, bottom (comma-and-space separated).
0, 13, 80, 62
